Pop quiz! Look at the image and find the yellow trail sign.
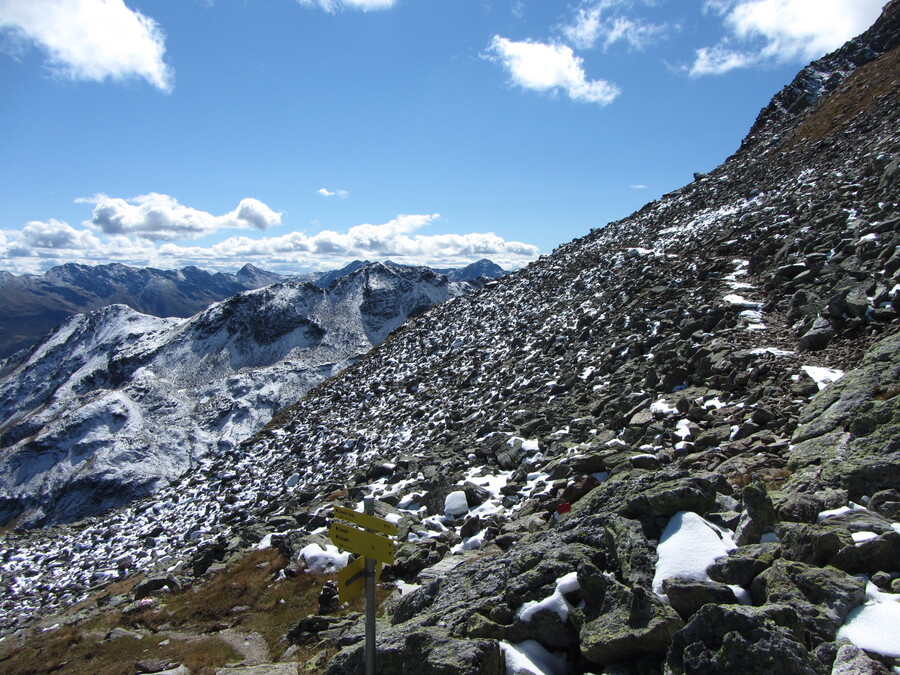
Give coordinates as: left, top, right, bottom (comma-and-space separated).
337, 555, 382, 603
334, 505, 398, 536
329, 522, 395, 565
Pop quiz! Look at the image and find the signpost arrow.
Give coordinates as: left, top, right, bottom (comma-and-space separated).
337, 555, 382, 604
329, 521, 395, 565
334, 505, 398, 536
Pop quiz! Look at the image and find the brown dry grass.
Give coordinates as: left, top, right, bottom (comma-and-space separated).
874, 386, 900, 401
728, 467, 793, 491
0, 623, 239, 675
781, 45, 900, 148
0, 547, 396, 673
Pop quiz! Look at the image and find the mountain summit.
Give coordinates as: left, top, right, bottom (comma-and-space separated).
1, 3, 899, 672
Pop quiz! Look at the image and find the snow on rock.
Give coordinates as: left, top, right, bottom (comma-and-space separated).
723, 294, 762, 310
837, 583, 900, 658
750, 347, 795, 356
850, 531, 879, 543
652, 511, 737, 596
297, 543, 349, 574
650, 398, 676, 414
818, 502, 867, 522
516, 572, 580, 623
500, 639, 570, 675
444, 491, 469, 517
801, 365, 844, 390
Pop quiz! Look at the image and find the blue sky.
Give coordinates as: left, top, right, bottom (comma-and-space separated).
0, 0, 887, 275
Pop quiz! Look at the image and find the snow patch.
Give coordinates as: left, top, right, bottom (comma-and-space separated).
500, 640, 570, 675
802, 365, 844, 390
650, 398, 676, 414
516, 572, 580, 623
652, 511, 737, 596
838, 583, 900, 658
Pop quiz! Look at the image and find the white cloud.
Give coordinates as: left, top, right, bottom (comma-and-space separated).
1, 212, 540, 275
485, 36, 620, 105
691, 0, 885, 76
296, 0, 396, 12
690, 44, 755, 75
0, 0, 172, 91
562, 1, 668, 51
19, 219, 104, 250
86, 193, 282, 241
318, 188, 350, 199
629, 184, 648, 189
158, 214, 540, 263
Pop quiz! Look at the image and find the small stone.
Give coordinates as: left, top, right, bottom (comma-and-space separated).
870, 571, 893, 589
798, 317, 835, 352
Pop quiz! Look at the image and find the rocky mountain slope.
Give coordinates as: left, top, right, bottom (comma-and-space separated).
0, 263, 288, 359
0, 262, 482, 528
1, 3, 899, 674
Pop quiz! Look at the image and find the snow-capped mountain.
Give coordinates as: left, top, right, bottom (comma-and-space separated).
1, 3, 899, 672
313, 258, 506, 289
0, 262, 479, 527
0, 262, 288, 359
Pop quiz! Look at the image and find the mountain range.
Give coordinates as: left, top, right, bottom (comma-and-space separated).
0, 258, 505, 359
0, 261, 498, 527
0, 3, 899, 674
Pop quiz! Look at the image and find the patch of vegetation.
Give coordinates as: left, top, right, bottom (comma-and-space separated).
782, 45, 900, 147
0, 623, 239, 675
874, 386, 900, 401
0, 547, 396, 673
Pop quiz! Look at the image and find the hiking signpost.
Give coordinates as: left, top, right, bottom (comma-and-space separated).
329, 498, 397, 675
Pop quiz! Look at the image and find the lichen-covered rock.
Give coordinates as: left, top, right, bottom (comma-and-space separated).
575, 575, 683, 666
829, 643, 891, 675
622, 476, 717, 519
749, 559, 866, 642
785, 332, 900, 501
778, 522, 855, 567
665, 604, 821, 675
706, 542, 780, 587
661, 578, 738, 622
734, 476, 776, 546
324, 626, 503, 675
830, 530, 900, 575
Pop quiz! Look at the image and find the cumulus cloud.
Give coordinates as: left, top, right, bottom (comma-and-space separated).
296, 0, 396, 12
1, 212, 540, 275
485, 36, 620, 105
1, 219, 153, 269
85, 193, 282, 241
0, 0, 172, 91
691, 0, 885, 76
158, 214, 540, 264
562, 1, 668, 51
318, 188, 350, 199
19, 219, 104, 250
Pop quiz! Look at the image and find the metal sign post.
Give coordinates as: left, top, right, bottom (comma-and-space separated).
329, 498, 397, 675
364, 497, 376, 675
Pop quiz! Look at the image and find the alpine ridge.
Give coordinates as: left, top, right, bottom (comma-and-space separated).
0, 261, 487, 528
0, 262, 289, 359
1, 2, 899, 673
